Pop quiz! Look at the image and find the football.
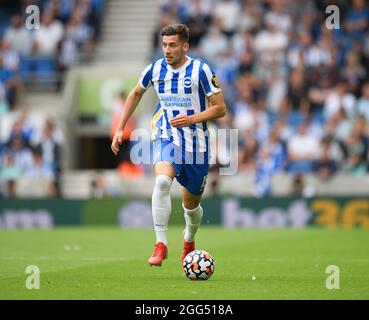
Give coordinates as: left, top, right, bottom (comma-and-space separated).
183, 250, 215, 280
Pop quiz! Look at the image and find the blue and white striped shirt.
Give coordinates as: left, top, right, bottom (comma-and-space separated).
139, 56, 221, 154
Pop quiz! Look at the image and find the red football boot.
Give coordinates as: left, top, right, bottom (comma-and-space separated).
181, 240, 195, 263
148, 242, 168, 266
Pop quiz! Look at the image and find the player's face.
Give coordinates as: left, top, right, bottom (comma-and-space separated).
162, 35, 189, 67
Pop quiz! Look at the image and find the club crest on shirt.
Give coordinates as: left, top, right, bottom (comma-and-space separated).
211, 75, 220, 88
183, 77, 193, 88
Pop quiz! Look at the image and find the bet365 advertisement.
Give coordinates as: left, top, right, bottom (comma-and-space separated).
0, 197, 368, 229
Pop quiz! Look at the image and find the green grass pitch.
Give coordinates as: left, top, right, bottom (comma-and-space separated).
1, 227, 368, 300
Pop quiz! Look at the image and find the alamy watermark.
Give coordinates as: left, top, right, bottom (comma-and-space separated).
25, 265, 40, 290
325, 5, 340, 29
325, 265, 340, 290
127, 128, 239, 176
25, 5, 40, 30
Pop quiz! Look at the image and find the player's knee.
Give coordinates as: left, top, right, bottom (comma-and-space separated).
155, 175, 172, 193
182, 201, 200, 211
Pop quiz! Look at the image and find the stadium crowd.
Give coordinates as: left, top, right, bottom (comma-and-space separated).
1, 0, 369, 198
0, 108, 63, 197
153, 0, 369, 196
0, 0, 105, 110
0, 0, 105, 197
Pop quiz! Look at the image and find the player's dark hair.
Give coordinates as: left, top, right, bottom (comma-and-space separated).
160, 24, 189, 43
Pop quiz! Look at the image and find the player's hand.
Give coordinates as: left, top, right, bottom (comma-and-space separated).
170, 114, 194, 128
111, 130, 124, 155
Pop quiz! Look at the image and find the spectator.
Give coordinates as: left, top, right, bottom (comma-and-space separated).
233, 87, 256, 132
254, 125, 289, 197
231, 29, 254, 60
199, 21, 228, 65
282, 67, 310, 115
239, 129, 258, 172
90, 171, 119, 198
357, 82, 369, 122
33, 10, 64, 57
264, 0, 292, 35
23, 147, 56, 197
1, 38, 20, 72
254, 145, 274, 197
253, 17, 288, 80
236, 49, 254, 75
65, 12, 95, 58
265, 72, 287, 114
344, 0, 369, 41
341, 52, 366, 95
213, 0, 241, 37
58, 30, 79, 71
325, 107, 353, 142
161, 0, 188, 22
5, 136, 33, 173
24, 147, 54, 179
305, 113, 324, 140
306, 25, 336, 68
238, 0, 264, 32
267, 128, 287, 173
287, 30, 313, 69
45, 0, 74, 24
307, 65, 339, 114
212, 47, 238, 87
287, 122, 320, 173
0, 53, 19, 108
7, 119, 31, 148
0, 81, 8, 114
75, 0, 96, 22
185, 17, 208, 49
0, 152, 21, 197
313, 137, 338, 180
3, 14, 33, 57
90, 171, 109, 198
31, 118, 63, 195
355, 114, 369, 165
273, 118, 294, 143
342, 127, 368, 175
184, 0, 212, 20
323, 81, 356, 120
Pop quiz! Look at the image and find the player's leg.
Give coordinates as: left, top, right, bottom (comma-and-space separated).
148, 161, 175, 266
182, 186, 203, 242
153, 161, 175, 245
179, 170, 207, 263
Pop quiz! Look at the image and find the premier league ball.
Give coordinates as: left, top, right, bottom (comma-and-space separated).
183, 250, 215, 280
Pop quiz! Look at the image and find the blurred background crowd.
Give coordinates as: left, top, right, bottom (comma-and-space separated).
0, 0, 104, 197
152, 0, 369, 196
0, 0, 104, 104
1, 0, 369, 198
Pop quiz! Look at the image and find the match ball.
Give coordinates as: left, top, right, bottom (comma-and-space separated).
183, 250, 215, 280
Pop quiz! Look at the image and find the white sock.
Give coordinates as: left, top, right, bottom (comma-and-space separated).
152, 175, 173, 245
183, 204, 203, 242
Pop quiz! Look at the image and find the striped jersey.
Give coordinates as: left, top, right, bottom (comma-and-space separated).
139, 56, 221, 154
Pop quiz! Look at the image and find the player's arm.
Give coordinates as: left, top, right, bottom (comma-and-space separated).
170, 92, 227, 128
111, 83, 146, 155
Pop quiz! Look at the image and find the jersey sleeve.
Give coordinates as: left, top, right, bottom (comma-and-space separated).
199, 62, 221, 97
139, 63, 153, 89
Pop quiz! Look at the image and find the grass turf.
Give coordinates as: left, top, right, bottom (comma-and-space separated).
0, 227, 368, 300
